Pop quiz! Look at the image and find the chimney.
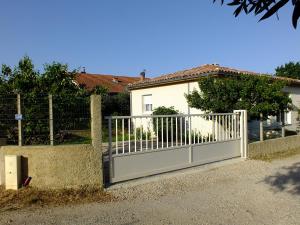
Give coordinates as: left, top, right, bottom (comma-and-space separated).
140, 69, 146, 81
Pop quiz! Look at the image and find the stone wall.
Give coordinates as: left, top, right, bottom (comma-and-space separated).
0, 95, 103, 190
248, 135, 300, 158
0, 144, 102, 189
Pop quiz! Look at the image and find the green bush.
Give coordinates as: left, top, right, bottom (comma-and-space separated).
152, 106, 179, 142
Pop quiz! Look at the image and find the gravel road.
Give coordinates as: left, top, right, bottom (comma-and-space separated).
1, 156, 300, 225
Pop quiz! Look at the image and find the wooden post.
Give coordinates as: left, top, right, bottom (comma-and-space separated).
17, 94, 22, 146
260, 113, 264, 141
49, 94, 54, 146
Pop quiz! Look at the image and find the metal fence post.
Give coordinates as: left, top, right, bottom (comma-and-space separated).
243, 110, 248, 158
108, 117, 113, 183
17, 94, 22, 146
234, 110, 248, 159
49, 94, 54, 146
282, 111, 286, 137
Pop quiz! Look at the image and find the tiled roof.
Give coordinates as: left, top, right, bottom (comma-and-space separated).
76, 73, 141, 93
128, 64, 300, 89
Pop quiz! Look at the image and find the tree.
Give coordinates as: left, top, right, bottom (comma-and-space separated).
41, 62, 81, 95
185, 75, 292, 141
185, 77, 241, 113
214, 0, 300, 28
275, 61, 300, 79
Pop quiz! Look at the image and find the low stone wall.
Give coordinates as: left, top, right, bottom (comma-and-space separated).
0, 144, 103, 189
248, 135, 300, 158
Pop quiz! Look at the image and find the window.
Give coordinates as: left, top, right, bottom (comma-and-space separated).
142, 95, 152, 113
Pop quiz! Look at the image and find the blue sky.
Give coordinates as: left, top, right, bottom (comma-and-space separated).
0, 0, 299, 77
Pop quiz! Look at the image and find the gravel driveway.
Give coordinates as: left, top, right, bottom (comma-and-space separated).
1, 156, 300, 225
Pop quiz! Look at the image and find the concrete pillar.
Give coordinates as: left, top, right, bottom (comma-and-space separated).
90, 95, 103, 187
91, 95, 102, 148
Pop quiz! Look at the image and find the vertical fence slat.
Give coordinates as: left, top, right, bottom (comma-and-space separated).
122, 119, 125, 154
176, 117, 178, 146
156, 118, 158, 149
140, 118, 143, 151
146, 119, 148, 150
189, 116, 191, 145
184, 117, 187, 145
166, 117, 169, 148
128, 118, 131, 153
134, 118, 137, 152
171, 117, 173, 147
161, 117, 164, 148
115, 119, 118, 155
151, 118, 154, 150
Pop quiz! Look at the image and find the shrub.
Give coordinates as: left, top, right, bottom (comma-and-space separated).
152, 106, 179, 142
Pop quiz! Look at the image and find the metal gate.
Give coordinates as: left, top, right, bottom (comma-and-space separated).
106, 110, 247, 183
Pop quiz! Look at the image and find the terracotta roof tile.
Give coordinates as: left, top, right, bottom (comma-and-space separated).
76, 73, 141, 93
129, 64, 300, 89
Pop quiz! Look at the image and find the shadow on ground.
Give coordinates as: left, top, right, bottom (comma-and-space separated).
264, 162, 300, 195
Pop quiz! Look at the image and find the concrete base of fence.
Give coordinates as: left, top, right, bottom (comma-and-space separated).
0, 144, 103, 190
248, 135, 300, 158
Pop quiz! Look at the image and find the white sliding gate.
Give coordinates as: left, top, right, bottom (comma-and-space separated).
106, 110, 247, 183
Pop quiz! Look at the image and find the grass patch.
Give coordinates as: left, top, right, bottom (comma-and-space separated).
251, 148, 300, 162
0, 185, 116, 212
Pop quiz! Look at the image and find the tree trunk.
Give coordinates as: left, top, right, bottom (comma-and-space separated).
260, 113, 264, 141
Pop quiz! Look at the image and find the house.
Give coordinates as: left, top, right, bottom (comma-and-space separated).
75, 72, 143, 94
128, 64, 300, 137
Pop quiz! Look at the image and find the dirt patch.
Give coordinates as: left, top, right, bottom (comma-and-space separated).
251, 148, 300, 162
0, 185, 116, 212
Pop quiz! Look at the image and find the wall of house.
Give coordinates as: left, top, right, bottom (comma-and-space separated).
131, 82, 200, 115
131, 82, 215, 135
283, 86, 300, 131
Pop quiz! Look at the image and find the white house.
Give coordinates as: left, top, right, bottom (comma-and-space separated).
128, 64, 300, 138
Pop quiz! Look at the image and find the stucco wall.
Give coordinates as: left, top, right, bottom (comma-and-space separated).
0, 144, 103, 189
248, 135, 300, 158
131, 82, 201, 115
283, 86, 300, 131
131, 82, 215, 134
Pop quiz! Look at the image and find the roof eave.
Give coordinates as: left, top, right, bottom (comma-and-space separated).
128, 70, 300, 90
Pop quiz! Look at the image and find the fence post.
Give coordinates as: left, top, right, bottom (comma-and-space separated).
282, 111, 285, 137
108, 117, 113, 183
91, 95, 102, 148
90, 95, 103, 187
17, 94, 22, 146
234, 110, 248, 159
49, 94, 54, 146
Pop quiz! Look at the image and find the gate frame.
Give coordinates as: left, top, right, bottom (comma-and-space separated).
107, 110, 248, 184
234, 110, 248, 158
